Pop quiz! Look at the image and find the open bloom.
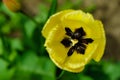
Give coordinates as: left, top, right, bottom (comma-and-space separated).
42, 10, 106, 72
2, 0, 21, 12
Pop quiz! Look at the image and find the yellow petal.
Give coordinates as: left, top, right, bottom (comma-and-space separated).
92, 20, 106, 62
42, 10, 74, 38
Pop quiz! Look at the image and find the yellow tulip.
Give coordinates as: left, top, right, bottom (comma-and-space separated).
2, 0, 21, 12
42, 10, 106, 72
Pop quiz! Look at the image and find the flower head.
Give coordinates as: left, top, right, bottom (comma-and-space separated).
2, 0, 21, 12
42, 10, 106, 72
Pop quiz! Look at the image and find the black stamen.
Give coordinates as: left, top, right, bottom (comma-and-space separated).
61, 37, 72, 47
75, 27, 86, 36
72, 32, 81, 39
67, 46, 75, 56
76, 43, 86, 48
76, 46, 85, 54
82, 38, 94, 44
65, 27, 73, 37
72, 27, 86, 39
75, 43, 86, 54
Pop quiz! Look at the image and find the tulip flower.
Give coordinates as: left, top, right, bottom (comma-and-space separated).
42, 10, 106, 72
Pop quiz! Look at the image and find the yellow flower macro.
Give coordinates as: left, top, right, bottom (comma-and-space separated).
42, 10, 106, 73
2, 0, 21, 12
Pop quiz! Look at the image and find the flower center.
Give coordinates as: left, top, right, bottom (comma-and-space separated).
71, 39, 78, 46
61, 27, 94, 56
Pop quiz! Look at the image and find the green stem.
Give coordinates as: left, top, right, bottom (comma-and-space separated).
57, 70, 65, 80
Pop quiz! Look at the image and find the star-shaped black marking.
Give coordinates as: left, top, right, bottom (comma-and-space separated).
61, 27, 94, 56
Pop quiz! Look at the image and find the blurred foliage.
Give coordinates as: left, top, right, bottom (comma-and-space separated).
0, 0, 120, 80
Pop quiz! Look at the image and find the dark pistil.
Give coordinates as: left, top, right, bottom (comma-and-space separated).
61, 27, 94, 56
61, 37, 72, 47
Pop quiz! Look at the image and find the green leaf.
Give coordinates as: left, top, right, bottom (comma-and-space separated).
17, 51, 56, 80
47, 0, 57, 18
9, 50, 17, 62
102, 61, 120, 80
12, 70, 31, 80
0, 59, 15, 80
77, 74, 93, 80
1, 23, 11, 34
24, 20, 37, 38
0, 59, 8, 70
59, 71, 79, 80
84, 62, 110, 80
10, 38, 23, 51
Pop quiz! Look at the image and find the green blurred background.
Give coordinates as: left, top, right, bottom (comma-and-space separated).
0, 0, 120, 80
